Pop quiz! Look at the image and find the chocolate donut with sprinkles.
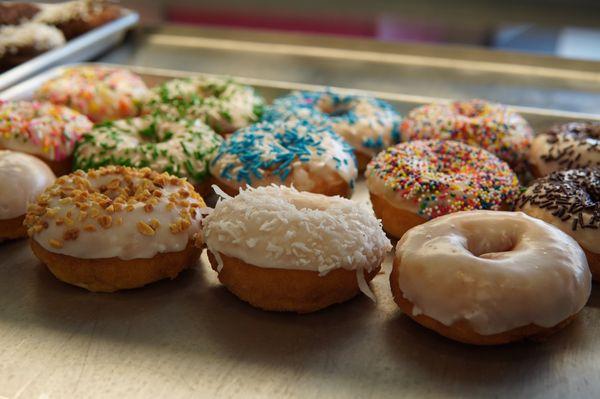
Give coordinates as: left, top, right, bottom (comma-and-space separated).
400, 99, 533, 169
528, 122, 600, 177
144, 76, 265, 135
73, 114, 223, 196
210, 119, 358, 198
0, 100, 92, 175
517, 168, 599, 280
365, 139, 520, 239
262, 90, 401, 170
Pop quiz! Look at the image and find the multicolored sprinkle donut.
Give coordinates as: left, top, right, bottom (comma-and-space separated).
365, 139, 520, 238
74, 114, 222, 195
263, 90, 401, 169
144, 76, 265, 135
35, 66, 150, 123
210, 119, 358, 198
400, 99, 532, 169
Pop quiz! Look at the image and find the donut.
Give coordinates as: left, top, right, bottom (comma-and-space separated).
0, 100, 92, 175
391, 210, 591, 345
400, 99, 533, 169
144, 76, 265, 135
210, 120, 358, 198
365, 140, 519, 239
0, 3, 40, 25
24, 166, 205, 292
516, 168, 599, 280
35, 66, 150, 123
203, 185, 391, 313
73, 115, 223, 196
262, 90, 402, 170
0, 23, 65, 70
528, 122, 600, 177
0, 150, 55, 241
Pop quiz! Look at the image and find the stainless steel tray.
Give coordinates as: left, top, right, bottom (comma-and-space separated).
0, 64, 599, 399
0, 9, 138, 92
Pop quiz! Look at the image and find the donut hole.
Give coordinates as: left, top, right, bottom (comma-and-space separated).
319, 102, 352, 118
138, 121, 173, 143
464, 231, 517, 259
454, 101, 486, 118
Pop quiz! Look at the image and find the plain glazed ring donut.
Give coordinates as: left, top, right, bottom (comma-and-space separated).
400, 99, 533, 169
24, 166, 205, 292
203, 185, 392, 313
0, 100, 92, 175
391, 210, 591, 345
365, 140, 519, 239
0, 150, 55, 241
262, 90, 402, 170
517, 168, 599, 280
210, 120, 358, 198
528, 122, 600, 177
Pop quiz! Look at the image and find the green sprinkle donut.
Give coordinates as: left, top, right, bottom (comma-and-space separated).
74, 115, 223, 193
143, 76, 265, 135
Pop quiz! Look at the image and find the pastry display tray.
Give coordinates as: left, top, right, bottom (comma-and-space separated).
1, 63, 599, 398
0, 8, 139, 93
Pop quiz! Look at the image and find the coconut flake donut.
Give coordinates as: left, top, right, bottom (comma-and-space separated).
262, 90, 402, 170
24, 166, 205, 292
203, 185, 392, 313
35, 66, 149, 123
0, 101, 92, 175
517, 168, 599, 280
144, 76, 265, 135
210, 120, 358, 198
0, 150, 55, 241
528, 122, 600, 177
0, 23, 65, 70
365, 140, 519, 239
391, 210, 591, 345
73, 114, 223, 196
401, 99, 533, 169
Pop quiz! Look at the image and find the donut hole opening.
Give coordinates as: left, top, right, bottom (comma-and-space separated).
139, 121, 173, 143
466, 234, 516, 260
319, 102, 352, 118
454, 101, 486, 118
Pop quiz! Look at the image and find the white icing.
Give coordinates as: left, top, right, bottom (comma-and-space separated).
395, 210, 591, 335
34, 0, 106, 25
529, 133, 600, 176
0, 151, 55, 219
0, 22, 65, 58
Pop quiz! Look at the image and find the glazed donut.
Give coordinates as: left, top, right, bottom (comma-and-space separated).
391, 210, 591, 345
528, 122, 600, 177
262, 90, 402, 170
365, 140, 519, 239
24, 166, 205, 292
210, 120, 357, 197
517, 168, 599, 280
73, 115, 223, 196
35, 66, 150, 123
203, 185, 391, 313
144, 76, 265, 134
0, 100, 92, 175
400, 99, 533, 169
0, 3, 40, 25
0, 23, 65, 70
0, 150, 55, 241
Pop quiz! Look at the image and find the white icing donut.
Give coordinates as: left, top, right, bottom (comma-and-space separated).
395, 210, 591, 336
0, 22, 65, 59
0, 150, 55, 220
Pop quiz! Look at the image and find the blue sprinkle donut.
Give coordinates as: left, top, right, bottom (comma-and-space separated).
262, 90, 402, 169
210, 119, 358, 198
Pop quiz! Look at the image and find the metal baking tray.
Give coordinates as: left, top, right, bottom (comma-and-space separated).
0, 64, 599, 398
0, 8, 138, 92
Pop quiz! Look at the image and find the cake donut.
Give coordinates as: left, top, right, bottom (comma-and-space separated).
365, 140, 519, 239
400, 99, 533, 169
24, 166, 205, 292
517, 168, 599, 280
0, 2, 41, 25
391, 210, 591, 345
73, 115, 223, 196
0, 101, 92, 175
262, 90, 402, 170
144, 76, 265, 134
36, 66, 149, 123
0, 150, 55, 241
528, 122, 600, 177
210, 120, 358, 198
0, 23, 65, 70
203, 185, 392, 313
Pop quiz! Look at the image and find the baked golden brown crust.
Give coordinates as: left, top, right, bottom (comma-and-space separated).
390, 256, 577, 345
355, 151, 371, 173
0, 215, 27, 241
54, 4, 121, 40
208, 251, 381, 313
584, 248, 600, 282
369, 192, 425, 239
0, 3, 40, 25
30, 239, 200, 292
